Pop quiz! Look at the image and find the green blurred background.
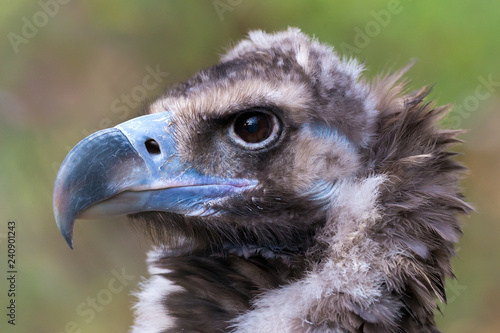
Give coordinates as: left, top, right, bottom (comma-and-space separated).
0, 1, 499, 332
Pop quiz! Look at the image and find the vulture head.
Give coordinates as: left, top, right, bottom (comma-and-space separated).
54, 28, 470, 332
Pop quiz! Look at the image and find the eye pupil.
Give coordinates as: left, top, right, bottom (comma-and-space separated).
234, 112, 272, 144
244, 116, 260, 134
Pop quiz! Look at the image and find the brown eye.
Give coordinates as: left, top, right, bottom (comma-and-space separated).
234, 112, 271, 143
229, 110, 281, 150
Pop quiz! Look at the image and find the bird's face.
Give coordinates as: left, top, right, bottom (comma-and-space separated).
54, 29, 374, 250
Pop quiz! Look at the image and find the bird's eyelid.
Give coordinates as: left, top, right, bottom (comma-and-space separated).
228, 104, 284, 119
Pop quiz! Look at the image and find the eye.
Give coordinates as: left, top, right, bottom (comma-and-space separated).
235, 112, 271, 143
229, 110, 281, 150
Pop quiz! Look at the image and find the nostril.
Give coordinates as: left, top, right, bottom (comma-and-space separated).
145, 139, 161, 155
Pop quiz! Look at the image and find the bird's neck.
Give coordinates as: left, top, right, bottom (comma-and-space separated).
144, 242, 308, 332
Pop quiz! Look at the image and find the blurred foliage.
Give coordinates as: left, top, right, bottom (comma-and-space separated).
0, 1, 499, 332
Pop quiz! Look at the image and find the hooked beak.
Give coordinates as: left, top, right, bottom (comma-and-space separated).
53, 112, 256, 249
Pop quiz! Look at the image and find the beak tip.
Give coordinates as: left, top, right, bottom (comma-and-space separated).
64, 234, 74, 250
55, 214, 75, 250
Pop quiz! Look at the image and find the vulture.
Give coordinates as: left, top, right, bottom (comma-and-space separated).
53, 28, 471, 332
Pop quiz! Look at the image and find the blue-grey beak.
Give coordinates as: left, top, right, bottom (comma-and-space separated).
53, 112, 256, 249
